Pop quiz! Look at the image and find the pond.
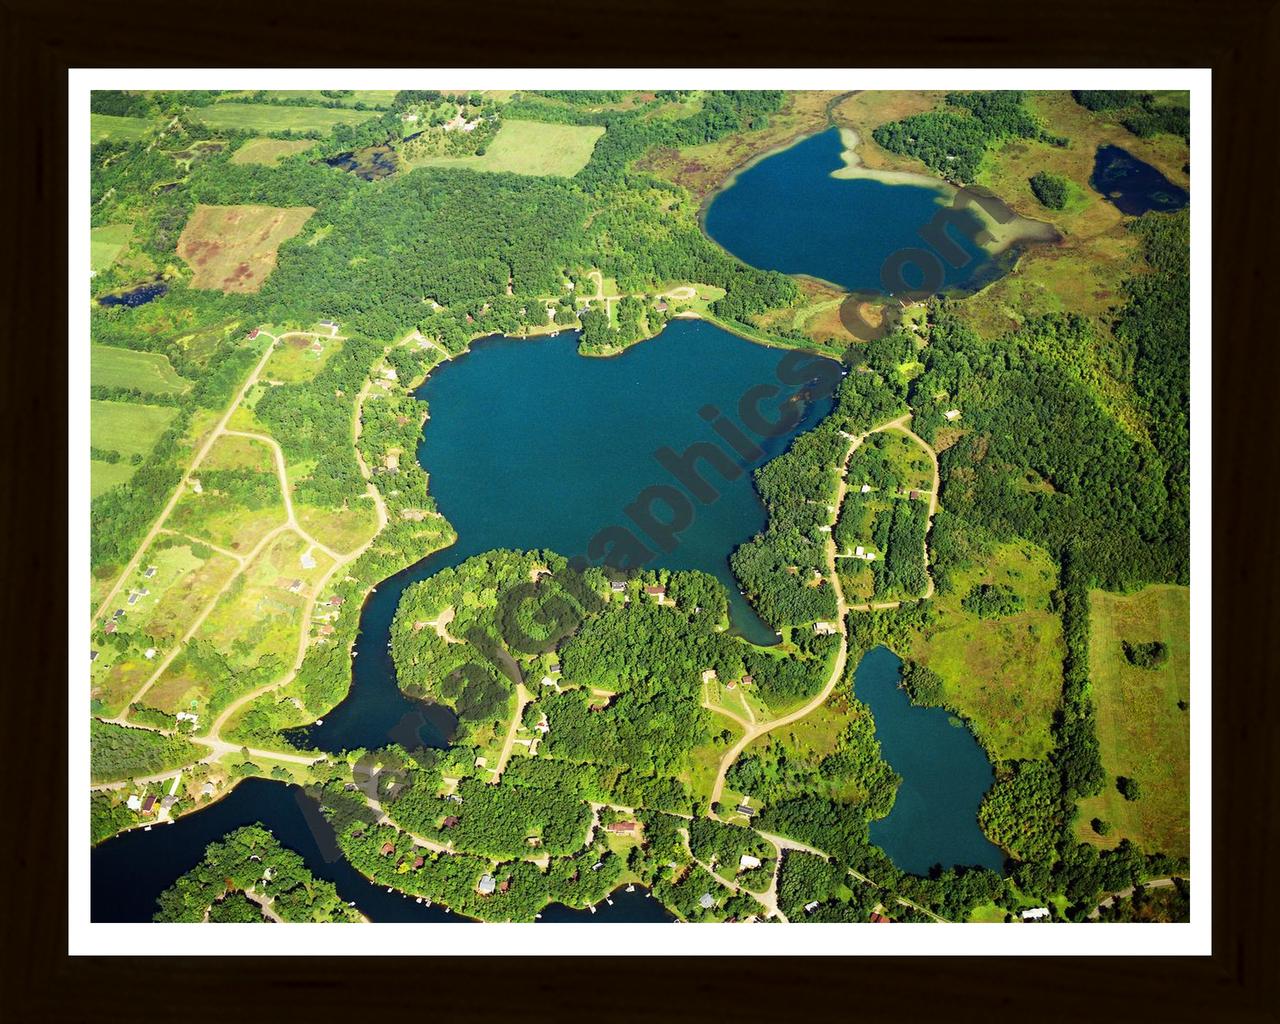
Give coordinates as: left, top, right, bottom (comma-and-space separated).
703, 127, 1013, 295
291, 318, 837, 755
326, 145, 399, 181
97, 279, 168, 307
854, 646, 1004, 875
1090, 144, 1189, 216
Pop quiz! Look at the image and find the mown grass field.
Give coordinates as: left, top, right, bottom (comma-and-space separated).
91, 344, 190, 395
90, 399, 178, 458
177, 204, 315, 293
1076, 584, 1190, 858
90, 224, 133, 271
906, 541, 1063, 762
91, 113, 153, 142
405, 120, 604, 177
193, 102, 381, 133
229, 137, 317, 166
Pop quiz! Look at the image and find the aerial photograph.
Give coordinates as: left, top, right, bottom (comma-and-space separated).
84, 84, 1193, 930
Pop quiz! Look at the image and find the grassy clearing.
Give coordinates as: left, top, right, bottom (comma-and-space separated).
90, 399, 178, 458
91, 344, 191, 395
906, 541, 1063, 762
405, 120, 604, 177
132, 539, 239, 645
829, 91, 950, 175
229, 137, 317, 166
1076, 585, 1190, 858
90, 224, 133, 271
168, 435, 285, 552
177, 204, 315, 293
90, 460, 136, 498
296, 501, 380, 554
91, 113, 153, 142
193, 103, 380, 133
264, 332, 342, 383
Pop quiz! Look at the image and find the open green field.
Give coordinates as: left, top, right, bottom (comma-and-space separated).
91, 113, 153, 142
906, 541, 1063, 762
194, 103, 381, 133
90, 399, 178, 458
405, 120, 604, 177
90, 224, 133, 271
90, 459, 136, 498
1076, 584, 1190, 858
168, 435, 285, 552
91, 344, 191, 395
230, 137, 318, 166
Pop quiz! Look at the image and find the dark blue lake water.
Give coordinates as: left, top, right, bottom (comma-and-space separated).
703, 128, 998, 294
97, 280, 168, 307
855, 646, 1004, 875
290, 319, 836, 754
1090, 144, 1189, 216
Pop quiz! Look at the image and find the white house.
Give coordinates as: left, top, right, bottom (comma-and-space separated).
804, 901, 820, 914
126, 794, 142, 812
1021, 907, 1050, 921
738, 854, 762, 871
699, 893, 716, 910
944, 409, 962, 421
860, 484, 872, 493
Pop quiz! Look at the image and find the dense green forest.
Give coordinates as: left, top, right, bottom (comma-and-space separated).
872, 91, 1065, 182
90, 718, 202, 782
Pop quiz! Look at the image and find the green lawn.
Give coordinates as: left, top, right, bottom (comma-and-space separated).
90, 399, 178, 458
91, 113, 154, 142
194, 103, 381, 133
1076, 584, 1190, 858
220, 89, 398, 109
90, 224, 133, 271
405, 120, 604, 177
90, 459, 136, 498
91, 344, 191, 395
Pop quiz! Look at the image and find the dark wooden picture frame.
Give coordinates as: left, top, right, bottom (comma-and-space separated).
3, 0, 1274, 1017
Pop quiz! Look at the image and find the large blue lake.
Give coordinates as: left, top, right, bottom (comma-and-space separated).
703, 128, 998, 294
290, 318, 836, 754
856, 646, 1004, 875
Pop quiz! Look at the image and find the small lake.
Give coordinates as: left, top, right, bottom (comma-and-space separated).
97, 280, 168, 308
327, 145, 399, 181
1090, 144, 1189, 216
703, 128, 1002, 295
855, 646, 1004, 875
291, 319, 836, 755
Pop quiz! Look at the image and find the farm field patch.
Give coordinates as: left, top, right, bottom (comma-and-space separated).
91, 113, 153, 142
229, 137, 317, 165
404, 120, 604, 177
91, 344, 191, 395
90, 224, 134, 271
177, 204, 315, 293
193, 102, 380, 133
1076, 584, 1190, 858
